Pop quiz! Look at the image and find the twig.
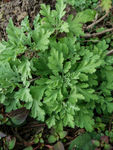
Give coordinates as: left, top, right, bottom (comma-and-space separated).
83, 28, 113, 38
109, 114, 113, 131
33, 145, 40, 150
83, 39, 99, 43
107, 49, 113, 56
45, 145, 53, 149
29, 77, 40, 83
86, 13, 109, 30
11, 128, 33, 146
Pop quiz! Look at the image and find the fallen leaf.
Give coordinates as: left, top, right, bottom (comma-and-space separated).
0, 131, 7, 138
53, 141, 65, 150
17, 12, 27, 21
8, 107, 29, 125
101, 136, 109, 144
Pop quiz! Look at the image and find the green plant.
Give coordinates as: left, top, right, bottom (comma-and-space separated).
100, 0, 112, 12
65, 0, 98, 10
68, 131, 113, 150
68, 132, 99, 150
0, 0, 113, 134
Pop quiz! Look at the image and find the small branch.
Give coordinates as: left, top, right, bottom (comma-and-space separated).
83, 28, 113, 38
83, 39, 99, 43
107, 49, 113, 56
29, 77, 40, 83
86, 13, 108, 30
109, 114, 113, 131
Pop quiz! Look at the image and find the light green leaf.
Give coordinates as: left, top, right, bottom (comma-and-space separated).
101, 0, 112, 12
23, 146, 33, 150
48, 135, 57, 143
18, 59, 31, 85
6, 19, 26, 45
60, 22, 69, 33
56, 0, 66, 20
7, 137, 16, 150
75, 113, 94, 132
64, 61, 71, 73
68, 133, 92, 150
21, 16, 31, 32
15, 88, 33, 103
48, 48, 64, 74
68, 9, 96, 36
46, 116, 56, 128
31, 100, 45, 121
32, 28, 51, 51
107, 103, 113, 113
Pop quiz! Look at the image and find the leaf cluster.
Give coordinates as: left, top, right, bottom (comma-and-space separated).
0, 0, 113, 132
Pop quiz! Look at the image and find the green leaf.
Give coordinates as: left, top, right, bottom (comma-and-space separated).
107, 103, 113, 113
59, 131, 67, 139
75, 9, 96, 23
77, 51, 101, 74
48, 135, 57, 143
30, 86, 45, 120
46, 116, 56, 128
40, 4, 51, 18
68, 9, 96, 36
75, 113, 94, 132
18, 59, 31, 85
68, 133, 93, 150
64, 61, 71, 73
21, 16, 31, 32
31, 100, 45, 121
40, 4, 55, 32
56, 0, 66, 20
30, 86, 46, 101
33, 14, 40, 28
48, 48, 64, 74
32, 28, 51, 51
69, 87, 84, 104
40, 0, 68, 33
15, 88, 33, 103
101, 0, 112, 12
0, 62, 19, 88
60, 22, 69, 33
6, 137, 16, 150
6, 19, 26, 45
23, 147, 33, 150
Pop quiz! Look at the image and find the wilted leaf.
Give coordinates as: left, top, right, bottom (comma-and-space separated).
101, 136, 109, 144
53, 141, 65, 150
8, 107, 29, 125
0, 131, 7, 138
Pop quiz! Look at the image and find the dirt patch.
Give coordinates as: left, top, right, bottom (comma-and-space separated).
0, 0, 42, 40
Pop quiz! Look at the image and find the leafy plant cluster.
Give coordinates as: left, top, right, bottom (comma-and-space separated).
69, 129, 113, 150
65, 0, 98, 11
0, 0, 113, 134
65, 0, 113, 13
